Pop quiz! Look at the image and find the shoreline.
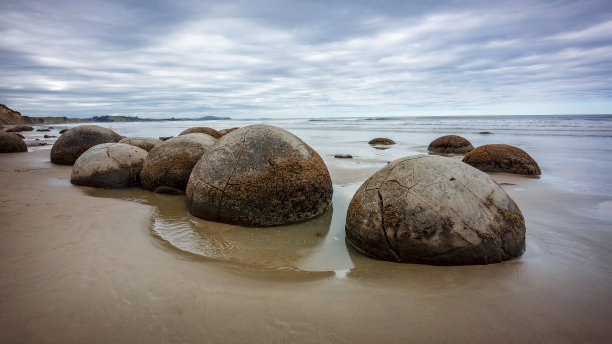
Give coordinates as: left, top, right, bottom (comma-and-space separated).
1, 149, 612, 343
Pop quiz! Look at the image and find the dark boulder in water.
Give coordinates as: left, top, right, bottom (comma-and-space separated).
462, 144, 541, 175
5, 125, 33, 132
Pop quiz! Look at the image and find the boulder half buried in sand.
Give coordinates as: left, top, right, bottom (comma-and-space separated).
179, 127, 221, 139
119, 137, 163, 152
0, 131, 27, 153
51, 125, 122, 165
462, 144, 541, 175
428, 135, 474, 154
140, 134, 217, 194
345, 155, 526, 265
368, 138, 395, 145
70, 143, 148, 188
186, 124, 333, 227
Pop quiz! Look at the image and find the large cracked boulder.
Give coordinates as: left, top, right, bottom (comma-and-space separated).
428, 135, 474, 154
179, 127, 221, 139
119, 137, 162, 152
70, 143, 148, 188
0, 131, 27, 153
140, 134, 217, 194
462, 144, 541, 175
51, 125, 122, 165
186, 124, 333, 227
346, 155, 526, 265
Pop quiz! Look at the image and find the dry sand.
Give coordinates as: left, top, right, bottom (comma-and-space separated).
1, 150, 612, 343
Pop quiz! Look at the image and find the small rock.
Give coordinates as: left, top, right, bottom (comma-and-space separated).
5, 125, 34, 132
334, 154, 353, 159
44, 135, 57, 138
36, 128, 51, 132
479, 131, 493, 135
368, 138, 395, 145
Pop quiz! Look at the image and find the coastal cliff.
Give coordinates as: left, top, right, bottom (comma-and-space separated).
0, 104, 33, 125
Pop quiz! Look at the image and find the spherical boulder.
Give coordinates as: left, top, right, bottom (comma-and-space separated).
140, 133, 217, 194
462, 144, 541, 175
345, 155, 526, 265
51, 125, 122, 165
70, 143, 148, 188
119, 137, 162, 152
0, 131, 27, 153
186, 125, 333, 227
428, 135, 474, 154
369, 138, 395, 145
179, 127, 221, 139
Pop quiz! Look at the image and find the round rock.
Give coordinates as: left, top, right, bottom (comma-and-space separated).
0, 131, 27, 153
368, 138, 395, 145
119, 137, 163, 152
179, 127, 221, 139
345, 155, 526, 265
186, 125, 333, 227
462, 144, 541, 175
428, 135, 474, 154
5, 125, 33, 132
51, 125, 122, 165
70, 143, 148, 188
140, 133, 217, 194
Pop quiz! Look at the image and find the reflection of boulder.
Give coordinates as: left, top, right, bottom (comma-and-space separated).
179, 127, 221, 139
346, 155, 526, 265
71, 143, 148, 188
141, 134, 217, 194
368, 138, 395, 145
0, 131, 27, 153
463, 144, 541, 175
119, 137, 163, 152
186, 125, 333, 226
428, 135, 473, 154
51, 125, 122, 165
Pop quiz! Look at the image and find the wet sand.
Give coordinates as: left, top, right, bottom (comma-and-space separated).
1, 149, 612, 343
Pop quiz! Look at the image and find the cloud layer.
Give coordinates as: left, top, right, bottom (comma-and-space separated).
1, 0, 611, 118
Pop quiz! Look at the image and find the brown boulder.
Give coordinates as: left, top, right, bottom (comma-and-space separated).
119, 137, 163, 152
186, 125, 333, 227
428, 135, 474, 154
0, 131, 27, 153
218, 127, 239, 136
59, 129, 68, 134
462, 144, 541, 175
179, 127, 221, 139
368, 138, 395, 145
140, 134, 217, 194
50, 125, 123, 165
5, 125, 34, 132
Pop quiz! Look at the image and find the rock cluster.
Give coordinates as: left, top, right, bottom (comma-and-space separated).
463, 144, 541, 175
51, 125, 122, 165
186, 125, 333, 227
345, 155, 526, 265
428, 135, 474, 154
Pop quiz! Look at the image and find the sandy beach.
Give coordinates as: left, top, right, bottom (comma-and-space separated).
1, 145, 612, 343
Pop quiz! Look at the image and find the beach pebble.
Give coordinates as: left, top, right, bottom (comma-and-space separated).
345, 155, 526, 265
140, 133, 217, 194
428, 135, 474, 154
463, 144, 541, 175
368, 138, 395, 145
119, 137, 163, 152
5, 125, 33, 132
179, 127, 221, 139
186, 124, 333, 226
51, 125, 122, 165
335, 154, 353, 159
70, 143, 148, 188
0, 131, 27, 153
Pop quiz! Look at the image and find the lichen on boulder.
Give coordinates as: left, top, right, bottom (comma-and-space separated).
428, 135, 474, 154
186, 124, 333, 227
51, 125, 122, 165
345, 155, 526, 265
70, 143, 148, 188
462, 144, 541, 175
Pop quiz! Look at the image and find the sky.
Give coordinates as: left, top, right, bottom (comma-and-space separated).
0, 0, 611, 119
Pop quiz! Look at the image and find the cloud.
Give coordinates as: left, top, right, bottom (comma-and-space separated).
0, 0, 611, 118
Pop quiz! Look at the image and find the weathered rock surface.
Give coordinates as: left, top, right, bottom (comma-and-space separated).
369, 138, 395, 145
70, 143, 148, 188
428, 135, 474, 154
179, 127, 221, 139
463, 144, 541, 175
50, 125, 122, 165
186, 125, 333, 227
140, 134, 217, 194
0, 131, 27, 153
5, 125, 34, 132
218, 127, 239, 136
119, 137, 162, 152
345, 155, 526, 265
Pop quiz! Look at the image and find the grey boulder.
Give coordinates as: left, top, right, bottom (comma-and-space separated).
70, 143, 148, 188
345, 155, 526, 265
